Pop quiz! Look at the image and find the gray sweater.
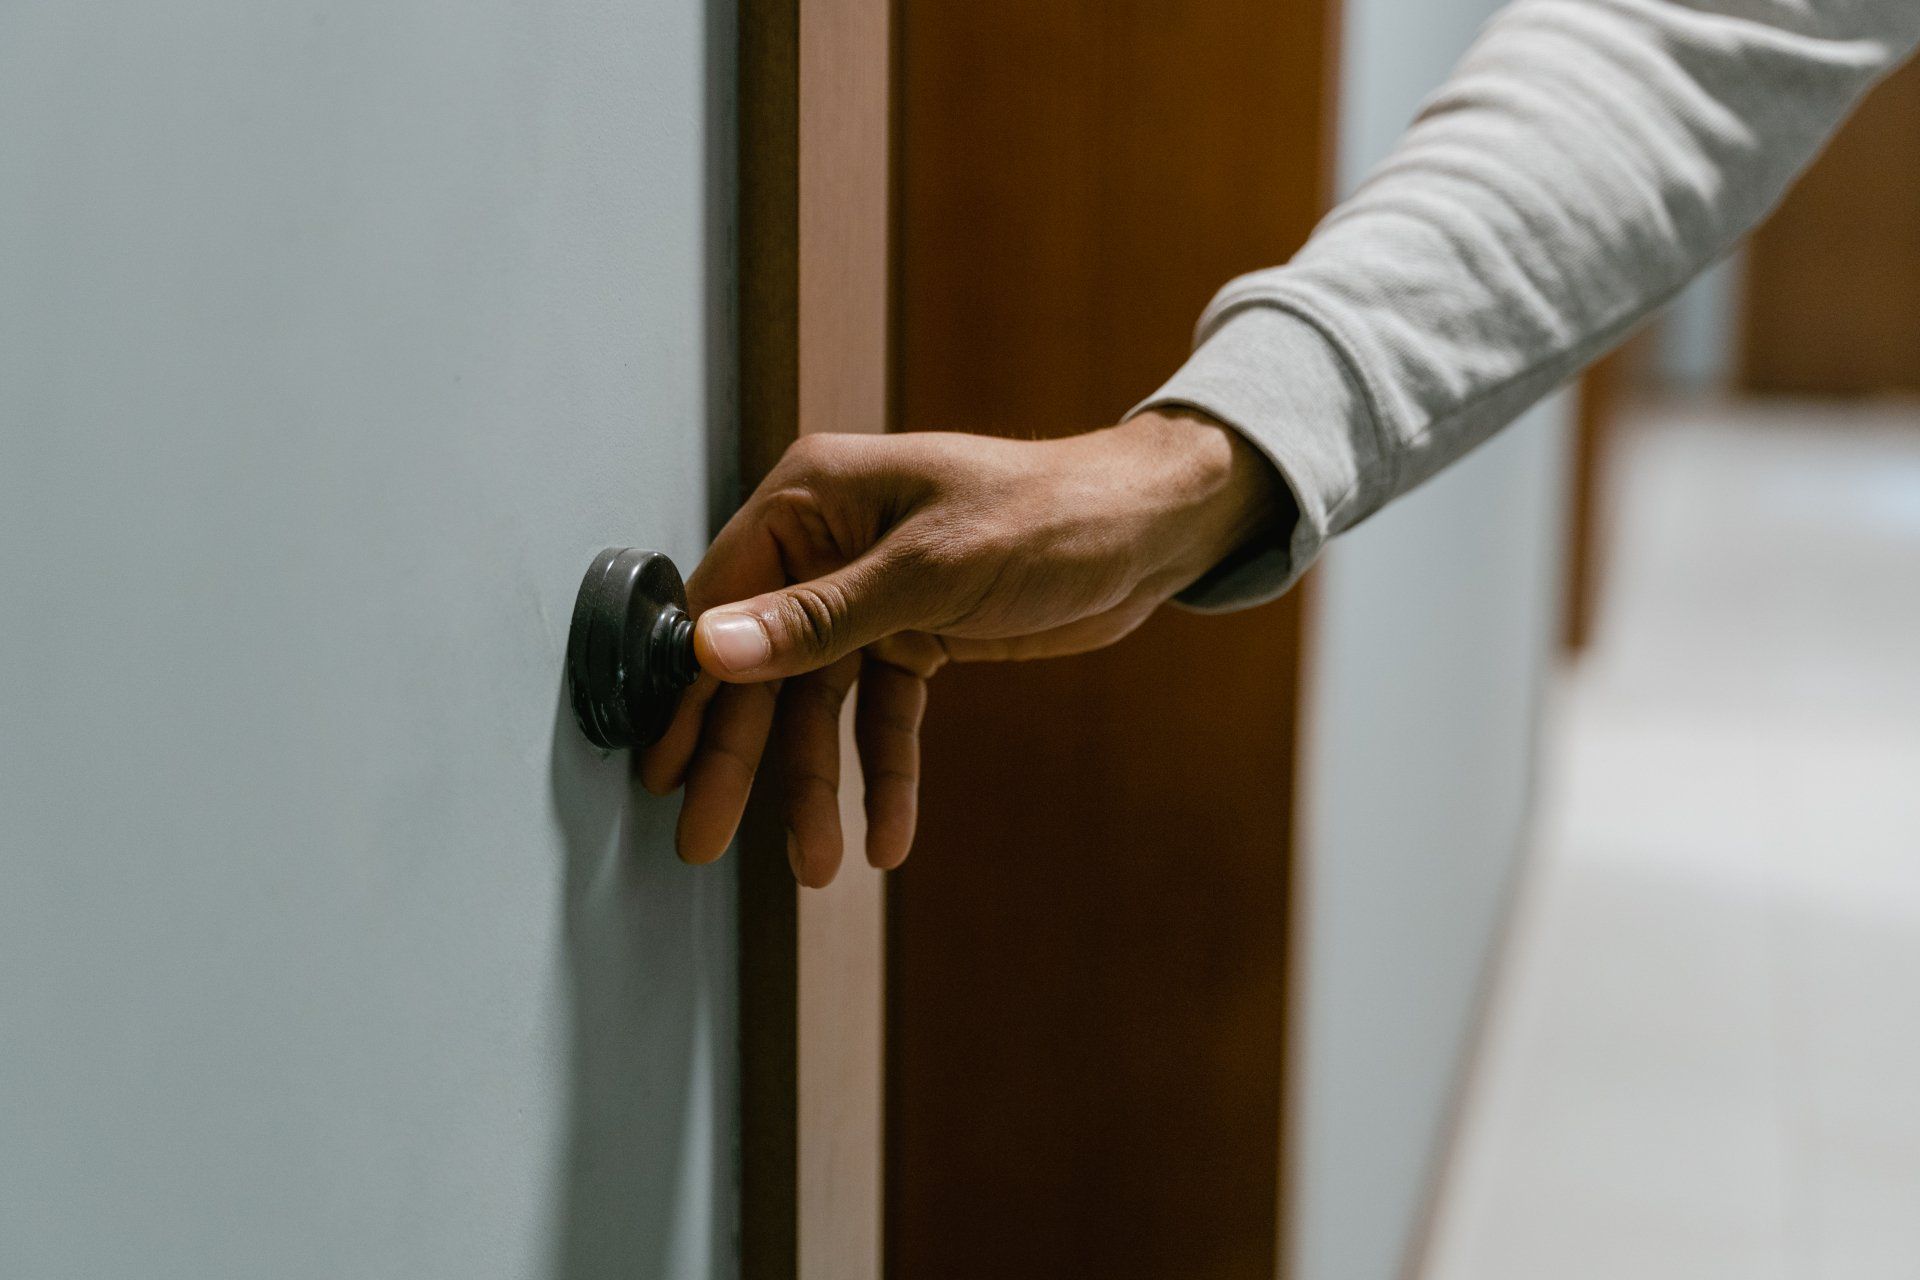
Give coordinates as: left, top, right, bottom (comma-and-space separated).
1141, 0, 1920, 611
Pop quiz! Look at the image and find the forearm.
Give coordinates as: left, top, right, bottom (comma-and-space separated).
1142, 0, 1920, 610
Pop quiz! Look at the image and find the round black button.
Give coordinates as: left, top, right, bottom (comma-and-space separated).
566, 547, 700, 750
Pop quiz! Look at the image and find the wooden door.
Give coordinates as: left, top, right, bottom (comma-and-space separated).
1743, 56, 1920, 394
885, 5, 1337, 1277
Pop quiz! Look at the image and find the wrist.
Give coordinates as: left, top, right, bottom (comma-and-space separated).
1107, 408, 1290, 591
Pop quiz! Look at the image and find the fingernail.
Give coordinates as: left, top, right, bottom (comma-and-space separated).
703, 611, 771, 674
786, 830, 806, 882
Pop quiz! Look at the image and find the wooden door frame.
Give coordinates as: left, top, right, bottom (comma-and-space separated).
738, 4, 1346, 1274
1561, 350, 1624, 655
737, 1, 891, 1278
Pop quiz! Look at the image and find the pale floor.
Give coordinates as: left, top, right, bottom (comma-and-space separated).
1424, 398, 1920, 1280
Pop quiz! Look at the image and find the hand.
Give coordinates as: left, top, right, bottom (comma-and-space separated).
638, 409, 1286, 886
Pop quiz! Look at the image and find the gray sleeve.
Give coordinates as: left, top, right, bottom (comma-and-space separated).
1138, 0, 1920, 612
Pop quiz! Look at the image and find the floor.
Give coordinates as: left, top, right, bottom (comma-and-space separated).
1423, 398, 1920, 1280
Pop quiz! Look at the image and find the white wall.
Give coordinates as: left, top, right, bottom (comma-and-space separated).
1654, 253, 1745, 392
1291, 2, 1574, 1277
0, 3, 736, 1277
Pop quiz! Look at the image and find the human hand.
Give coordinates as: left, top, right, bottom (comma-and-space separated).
637, 408, 1286, 886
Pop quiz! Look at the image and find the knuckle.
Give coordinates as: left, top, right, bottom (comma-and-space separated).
760, 484, 826, 541
775, 580, 845, 659
780, 431, 851, 476
870, 632, 950, 679
785, 759, 838, 794
788, 676, 848, 721
864, 765, 919, 790
864, 707, 923, 739
777, 433, 824, 472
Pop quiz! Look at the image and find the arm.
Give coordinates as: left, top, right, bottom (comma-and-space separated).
1147, 0, 1920, 609
648, 0, 1920, 884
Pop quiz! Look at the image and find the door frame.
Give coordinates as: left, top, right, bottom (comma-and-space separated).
736, 2, 892, 1277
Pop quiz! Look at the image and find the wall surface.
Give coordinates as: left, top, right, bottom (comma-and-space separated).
1656, 255, 1744, 393
0, 3, 736, 1277
1293, 2, 1573, 1277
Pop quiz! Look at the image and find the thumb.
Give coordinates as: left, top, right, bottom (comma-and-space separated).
694, 553, 925, 682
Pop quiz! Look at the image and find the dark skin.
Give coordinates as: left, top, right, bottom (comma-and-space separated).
638, 407, 1287, 886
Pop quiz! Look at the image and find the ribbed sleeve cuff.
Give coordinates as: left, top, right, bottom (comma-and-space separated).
1129, 305, 1375, 613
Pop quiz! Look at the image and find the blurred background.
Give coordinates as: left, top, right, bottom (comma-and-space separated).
1420, 43, 1920, 1280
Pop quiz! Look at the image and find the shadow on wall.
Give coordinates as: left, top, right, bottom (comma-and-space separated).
545, 679, 728, 1280
545, 0, 738, 1271
545, 0, 739, 1271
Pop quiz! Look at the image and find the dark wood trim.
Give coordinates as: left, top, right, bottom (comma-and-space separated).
738, 0, 800, 485
737, 4, 803, 1273
1561, 350, 1623, 656
737, 2, 890, 1277
738, 816, 801, 1280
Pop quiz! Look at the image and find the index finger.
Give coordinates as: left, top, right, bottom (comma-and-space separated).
637, 499, 788, 791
